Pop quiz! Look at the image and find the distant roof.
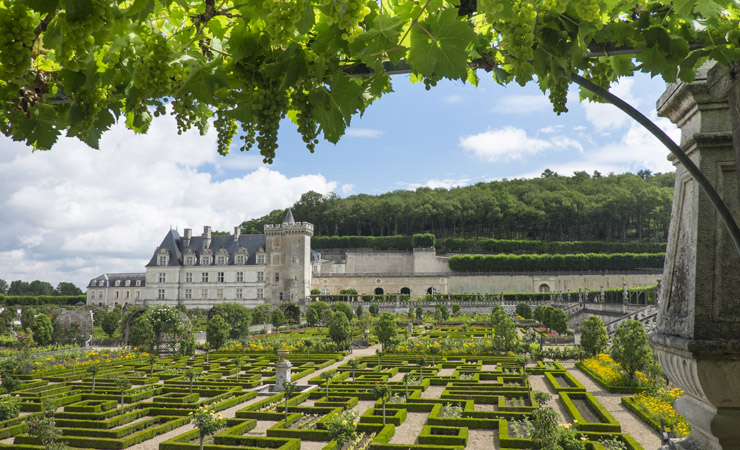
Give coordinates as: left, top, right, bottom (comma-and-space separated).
89, 273, 146, 287
146, 230, 267, 267
284, 208, 295, 224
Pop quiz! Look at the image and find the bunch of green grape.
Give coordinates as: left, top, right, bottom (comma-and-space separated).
264, 0, 305, 46
499, 0, 537, 85
172, 93, 199, 135
337, 0, 372, 42
214, 111, 238, 156
291, 87, 319, 153
0, 3, 37, 79
251, 86, 287, 164
73, 84, 112, 135
548, 75, 569, 114
586, 58, 613, 89
59, 0, 114, 71
134, 34, 177, 99
575, 0, 601, 23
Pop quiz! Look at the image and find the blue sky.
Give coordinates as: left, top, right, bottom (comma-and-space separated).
0, 71, 679, 289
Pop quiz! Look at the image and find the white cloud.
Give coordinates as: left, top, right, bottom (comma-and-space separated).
345, 128, 384, 138
0, 114, 337, 289
581, 78, 641, 132
511, 115, 678, 178
495, 95, 551, 114
539, 125, 563, 134
339, 184, 355, 197
459, 127, 553, 162
443, 95, 463, 104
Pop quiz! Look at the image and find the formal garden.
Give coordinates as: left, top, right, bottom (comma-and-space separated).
0, 302, 690, 450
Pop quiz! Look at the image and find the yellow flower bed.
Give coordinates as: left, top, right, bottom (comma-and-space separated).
581, 353, 648, 385
631, 388, 690, 437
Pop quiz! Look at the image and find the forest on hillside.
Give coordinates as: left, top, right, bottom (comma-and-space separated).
241, 170, 675, 242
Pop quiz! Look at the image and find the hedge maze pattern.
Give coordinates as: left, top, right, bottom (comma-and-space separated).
0, 327, 658, 450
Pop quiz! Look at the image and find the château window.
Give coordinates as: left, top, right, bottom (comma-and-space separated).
257, 288, 263, 299
275, 273, 280, 282
115, 291, 119, 299
217, 289, 223, 299
115, 280, 121, 287
159, 273, 166, 283
201, 256, 211, 265
279, 292, 283, 301
125, 280, 131, 287
236, 255, 244, 265
159, 255, 167, 265
236, 288, 243, 299
185, 272, 192, 283
217, 256, 226, 265
257, 254, 265, 264
98, 291, 103, 299
321, 288, 330, 295
185, 288, 192, 299
257, 272, 264, 282
125, 291, 129, 298
236, 272, 243, 282
217, 272, 224, 283
99, 280, 105, 286
158, 289, 165, 300
136, 280, 141, 286
201, 288, 208, 299
202, 272, 209, 283
185, 256, 195, 265
135, 291, 140, 299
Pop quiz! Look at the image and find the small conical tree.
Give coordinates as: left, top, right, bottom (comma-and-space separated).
348, 359, 359, 382
304, 339, 314, 358
370, 383, 392, 425
416, 355, 427, 383
114, 377, 132, 413
148, 354, 157, 376
86, 364, 100, 393
403, 373, 411, 400
184, 368, 197, 394
283, 381, 297, 423
376, 348, 383, 370
321, 371, 333, 399
234, 358, 242, 382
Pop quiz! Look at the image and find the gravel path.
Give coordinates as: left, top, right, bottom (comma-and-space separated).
389, 412, 428, 444
467, 428, 496, 450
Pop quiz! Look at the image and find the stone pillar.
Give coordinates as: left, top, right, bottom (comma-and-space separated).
274, 360, 292, 391
651, 63, 740, 450
622, 284, 629, 304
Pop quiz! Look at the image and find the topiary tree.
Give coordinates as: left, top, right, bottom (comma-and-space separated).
270, 308, 285, 329
306, 301, 331, 326
114, 377, 131, 413
452, 303, 461, 316
611, 319, 651, 383
190, 406, 226, 450
234, 358, 242, 382
370, 382, 392, 425
531, 407, 560, 450
416, 355, 427, 383
211, 303, 251, 341
148, 354, 157, 376
30, 314, 53, 347
100, 308, 121, 338
580, 316, 609, 357
374, 313, 397, 351
355, 305, 364, 319
491, 309, 517, 352
368, 304, 379, 316
328, 311, 351, 348
542, 306, 555, 331
86, 364, 100, 393
320, 371, 333, 399
516, 302, 532, 319
20, 308, 35, 331
348, 359, 360, 382
549, 308, 569, 336
304, 339, 314, 358
332, 302, 354, 322
184, 368, 197, 394
206, 314, 230, 351
282, 381, 297, 423
533, 305, 547, 325
415, 307, 423, 324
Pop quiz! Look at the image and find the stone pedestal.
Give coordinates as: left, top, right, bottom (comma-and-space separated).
652, 63, 740, 450
274, 360, 292, 391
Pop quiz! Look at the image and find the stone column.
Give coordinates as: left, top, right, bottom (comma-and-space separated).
651, 63, 740, 450
275, 360, 292, 391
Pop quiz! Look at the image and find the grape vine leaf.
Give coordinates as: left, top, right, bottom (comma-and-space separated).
177, 61, 229, 103
21, 0, 60, 15
15, 105, 61, 151
65, 0, 95, 21
349, 14, 406, 69
407, 8, 476, 80
310, 74, 365, 143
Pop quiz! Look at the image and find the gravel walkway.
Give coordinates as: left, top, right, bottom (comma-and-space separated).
389, 412, 428, 444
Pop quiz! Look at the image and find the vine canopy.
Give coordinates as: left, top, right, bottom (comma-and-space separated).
1, 0, 738, 161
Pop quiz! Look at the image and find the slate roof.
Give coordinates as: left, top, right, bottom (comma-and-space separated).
284, 209, 295, 224
146, 230, 267, 267
88, 273, 146, 288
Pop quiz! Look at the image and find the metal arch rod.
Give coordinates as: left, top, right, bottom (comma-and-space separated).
569, 72, 740, 257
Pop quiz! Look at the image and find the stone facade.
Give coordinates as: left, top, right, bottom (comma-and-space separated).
86, 273, 146, 308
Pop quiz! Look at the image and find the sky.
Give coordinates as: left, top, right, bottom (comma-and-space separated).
0, 71, 681, 290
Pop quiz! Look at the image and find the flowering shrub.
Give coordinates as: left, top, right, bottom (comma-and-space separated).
630, 387, 690, 437
324, 409, 357, 448
189, 406, 226, 450
387, 338, 499, 355
581, 353, 648, 386
0, 395, 20, 421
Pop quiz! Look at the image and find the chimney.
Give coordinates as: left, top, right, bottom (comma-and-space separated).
234, 226, 241, 242
203, 226, 211, 249
184, 228, 192, 246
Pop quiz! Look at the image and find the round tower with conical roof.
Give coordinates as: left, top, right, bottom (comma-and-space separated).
263, 209, 314, 306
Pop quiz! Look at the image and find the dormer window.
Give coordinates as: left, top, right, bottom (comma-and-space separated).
185, 256, 195, 265
125, 280, 131, 287
115, 280, 121, 287
257, 254, 265, 264
157, 248, 170, 266
201, 256, 211, 265
136, 280, 141, 287
217, 256, 226, 265
98, 280, 105, 287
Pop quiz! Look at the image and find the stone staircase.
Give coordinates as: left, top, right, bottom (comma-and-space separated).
605, 304, 658, 337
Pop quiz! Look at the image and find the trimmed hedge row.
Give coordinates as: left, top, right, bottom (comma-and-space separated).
160, 428, 300, 450
0, 294, 86, 305
559, 393, 621, 432
620, 396, 684, 436
438, 238, 665, 255
543, 371, 586, 393
449, 253, 664, 272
